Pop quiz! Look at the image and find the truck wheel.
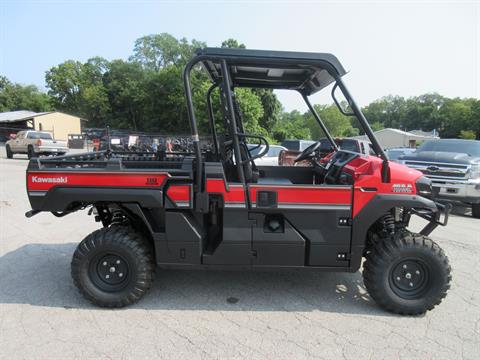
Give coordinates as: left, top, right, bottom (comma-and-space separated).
6, 145, 13, 158
363, 232, 451, 315
472, 204, 480, 219
27, 146, 36, 159
71, 226, 155, 308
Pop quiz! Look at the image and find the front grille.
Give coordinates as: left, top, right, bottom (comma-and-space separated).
404, 161, 470, 180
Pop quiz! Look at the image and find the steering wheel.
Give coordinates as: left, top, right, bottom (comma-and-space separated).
294, 141, 321, 163
324, 150, 360, 184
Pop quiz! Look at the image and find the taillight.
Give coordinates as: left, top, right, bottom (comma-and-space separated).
36, 139, 42, 146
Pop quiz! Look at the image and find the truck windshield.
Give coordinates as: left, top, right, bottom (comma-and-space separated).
418, 140, 480, 157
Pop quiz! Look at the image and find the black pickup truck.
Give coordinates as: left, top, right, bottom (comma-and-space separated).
400, 139, 480, 218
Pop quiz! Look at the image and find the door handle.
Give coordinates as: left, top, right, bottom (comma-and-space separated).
256, 190, 278, 208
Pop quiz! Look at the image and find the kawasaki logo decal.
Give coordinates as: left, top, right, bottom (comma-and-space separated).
31, 176, 68, 184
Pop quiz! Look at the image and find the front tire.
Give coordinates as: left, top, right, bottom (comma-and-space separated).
6, 145, 13, 158
71, 226, 155, 308
363, 232, 451, 315
472, 203, 480, 219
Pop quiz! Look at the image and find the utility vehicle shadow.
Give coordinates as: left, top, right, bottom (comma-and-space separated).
0, 243, 389, 316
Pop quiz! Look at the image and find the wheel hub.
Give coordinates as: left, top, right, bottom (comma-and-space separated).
96, 254, 128, 286
390, 259, 429, 298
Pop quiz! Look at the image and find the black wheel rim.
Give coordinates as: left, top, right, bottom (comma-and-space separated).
389, 259, 430, 299
88, 253, 130, 292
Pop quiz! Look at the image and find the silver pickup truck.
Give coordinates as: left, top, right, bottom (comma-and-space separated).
400, 139, 480, 218
5, 130, 68, 159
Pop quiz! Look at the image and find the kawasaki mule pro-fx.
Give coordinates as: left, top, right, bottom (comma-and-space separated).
25, 48, 451, 314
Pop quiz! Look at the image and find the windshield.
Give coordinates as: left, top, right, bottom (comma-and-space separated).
418, 140, 480, 157
28, 132, 53, 140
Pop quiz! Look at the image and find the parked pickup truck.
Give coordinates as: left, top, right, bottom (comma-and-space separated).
400, 139, 480, 218
6, 130, 68, 159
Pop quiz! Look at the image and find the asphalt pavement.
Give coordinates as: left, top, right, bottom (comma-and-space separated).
0, 147, 479, 359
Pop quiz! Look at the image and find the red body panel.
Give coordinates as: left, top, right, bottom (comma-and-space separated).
166, 184, 191, 201
342, 156, 423, 217
27, 171, 169, 191
249, 185, 351, 206
166, 184, 192, 207
206, 179, 246, 206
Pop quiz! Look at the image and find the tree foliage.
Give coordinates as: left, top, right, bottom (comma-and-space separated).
0, 76, 52, 112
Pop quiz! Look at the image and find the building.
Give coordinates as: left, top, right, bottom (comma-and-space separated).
0, 110, 84, 141
351, 128, 439, 149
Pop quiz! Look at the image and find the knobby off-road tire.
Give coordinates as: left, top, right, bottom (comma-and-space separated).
472, 203, 480, 219
363, 232, 451, 315
71, 226, 155, 308
6, 145, 13, 158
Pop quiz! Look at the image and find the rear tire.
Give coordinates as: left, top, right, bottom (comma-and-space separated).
472, 203, 480, 219
363, 232, 451, 315
71, 226, 155, 308
6, 145, 13, 158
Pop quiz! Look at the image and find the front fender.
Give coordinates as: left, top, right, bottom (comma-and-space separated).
349, 194, 438, 271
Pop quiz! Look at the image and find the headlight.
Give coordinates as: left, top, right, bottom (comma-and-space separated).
416, 176, 433, 198
469, 164, 480, 179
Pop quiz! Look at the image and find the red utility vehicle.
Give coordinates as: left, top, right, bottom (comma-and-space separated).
25, 48, 451, 314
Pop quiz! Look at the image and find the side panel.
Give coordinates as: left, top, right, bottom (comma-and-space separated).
156, 211, 203, 265
165, 184, 193, 208
27, 171, 170, 211
249, 184, 353, 267
249, 212, 306, 267
27, 171, 169, 191
202, 210, 253, 265
206, 179, 246, 208
203, 166, 252, 265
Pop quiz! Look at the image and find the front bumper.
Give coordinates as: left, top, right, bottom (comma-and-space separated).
430, 178, 480, 204
414, 201, 452, 236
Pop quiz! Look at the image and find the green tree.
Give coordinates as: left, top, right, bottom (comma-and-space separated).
459, 130, 476, 139
130, 33, 206, 70
272, 110, 311, 142
45, 58, 110, 126
437, 98, 472, 138
103, 60, 148, 130
305, 104, 358, 139
221, 39, 246, 49
0, 76, 52, 112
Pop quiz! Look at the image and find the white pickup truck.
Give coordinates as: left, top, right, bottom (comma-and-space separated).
5, 130, 68, 159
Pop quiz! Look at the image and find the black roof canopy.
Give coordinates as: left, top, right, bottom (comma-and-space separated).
195, 47, 347, 95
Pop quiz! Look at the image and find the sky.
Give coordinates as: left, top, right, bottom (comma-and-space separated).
0, 0, 478, 112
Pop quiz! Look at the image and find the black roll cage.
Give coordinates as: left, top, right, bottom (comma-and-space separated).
183, 52, 390, 192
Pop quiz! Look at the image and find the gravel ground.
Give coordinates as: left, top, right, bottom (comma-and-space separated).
0, 147, 479, 359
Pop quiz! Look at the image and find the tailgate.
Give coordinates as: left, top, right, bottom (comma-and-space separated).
40, 140, 68, 149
